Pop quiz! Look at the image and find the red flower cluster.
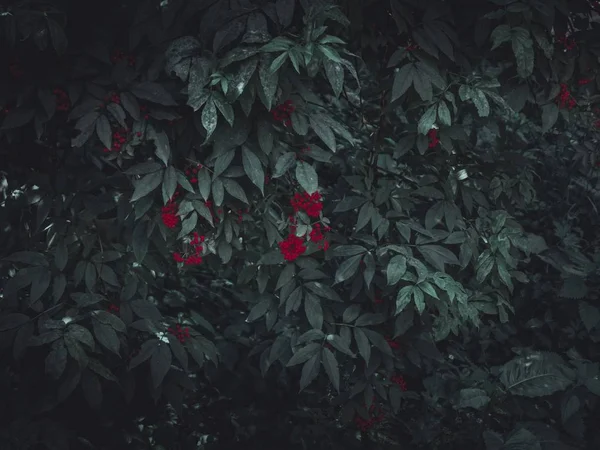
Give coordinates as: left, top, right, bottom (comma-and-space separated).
185, 163, 202, 184
103, 127, 129, 152
309, 223, 330, 250
354, 404, 385, 432
161, 195, 180, 228
427, 128, 440, 148
557, 83, 576, 110
140, 105, 149, 120
578, 78, 593, 86
108, 303, 120, 313
290, 191, 323, 217
168, 323, 190, 343
556, 35, 576, 50
272, 100, 295, 126
279, 234, 307, 261
390, 374, 408, 391
404, 42, 419, 51
9, 62, 23, 79
386, 336, 400, 350
173, 232, 205, 265
111, 49, 136, 66
103, 92, 121, 105
54, 88, 70, 112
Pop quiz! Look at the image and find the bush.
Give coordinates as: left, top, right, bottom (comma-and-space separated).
1, 0, 600, 449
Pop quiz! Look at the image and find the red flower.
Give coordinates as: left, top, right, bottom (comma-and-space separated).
279, 234, 307, 261
53, 88, 70, 112
556, 35, 576, 50
386, 336, 400, 350
578, 78, 593, 85
271, 100, 295, 126
108, 303, 120, 313
290, 191, 323, 218
427, 128, 440, 148
168, 324, 191, 343
354, 404, 385, 432
161, 200, 180, 228
557, 83, 576, 110
390, 374, 408, 391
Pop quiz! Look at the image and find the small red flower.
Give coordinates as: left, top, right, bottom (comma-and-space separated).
161, 200, 180, 228
386, 336, 400, 350
354, 403, 385, 432
578, 78, 593, 85
290, 191, 323, 218
390, 374, 408, 391
427, 128, 440, 148
279, 234, 307, 261
168, 323, 191, 343
53, 88, 70, 112
271, 100, 295, 126
557, 83, 576, 110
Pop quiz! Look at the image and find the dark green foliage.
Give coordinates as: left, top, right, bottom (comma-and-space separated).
1, 0, 600, 449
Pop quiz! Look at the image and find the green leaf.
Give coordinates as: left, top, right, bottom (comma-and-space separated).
299, 353, 320, 391
150, 343, 172, 388
418, 105, 437, 135
499, 352, 574, 397
201, 99, 218, 139
214, 151, 235, 178
387, 255, 407, 285
304, 293, 323, 330
197, 168, 211, 200
309, 116, 336, 152
541, 103, 559, 133
287, 342, 321, 366
223, 178, 249, 204
213, 94, 235, 126
355, 313, 386, 327
92, 320, 120, 355
511, 27, 534, 78
321, 347, 340, 392
579, 301, 600, 332
392, 64, 414, 102
491, 24, 511, 50
396, 286, 413, 314
273, 152, 296, 178
95, 115, 112, 150
437, 101, 451, 126
162, 166, 178, 204
130, 171, 163, 202
151, 129, 171, 166
46, 18, 68, 55
332, 245, 367, 257
242, 147, 265, 194
354, 328, 371, 365
471, 89, 490, 117
54, 240, 68, 271
323, 59, 344, 97
456, 388, 490, 410
1, 107, 35, 130
412, 287, 425, 314
476, 251, 494, 283
413, 65, 433, 101
295, 161, 319, 194
334, 254, 362, 284
418, 245, 459, 272
131, 82, 177, 106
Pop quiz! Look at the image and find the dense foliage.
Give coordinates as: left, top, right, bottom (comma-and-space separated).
1, 0, 600, 449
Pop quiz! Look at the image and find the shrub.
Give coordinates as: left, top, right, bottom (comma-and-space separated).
1, 0, 600, 449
